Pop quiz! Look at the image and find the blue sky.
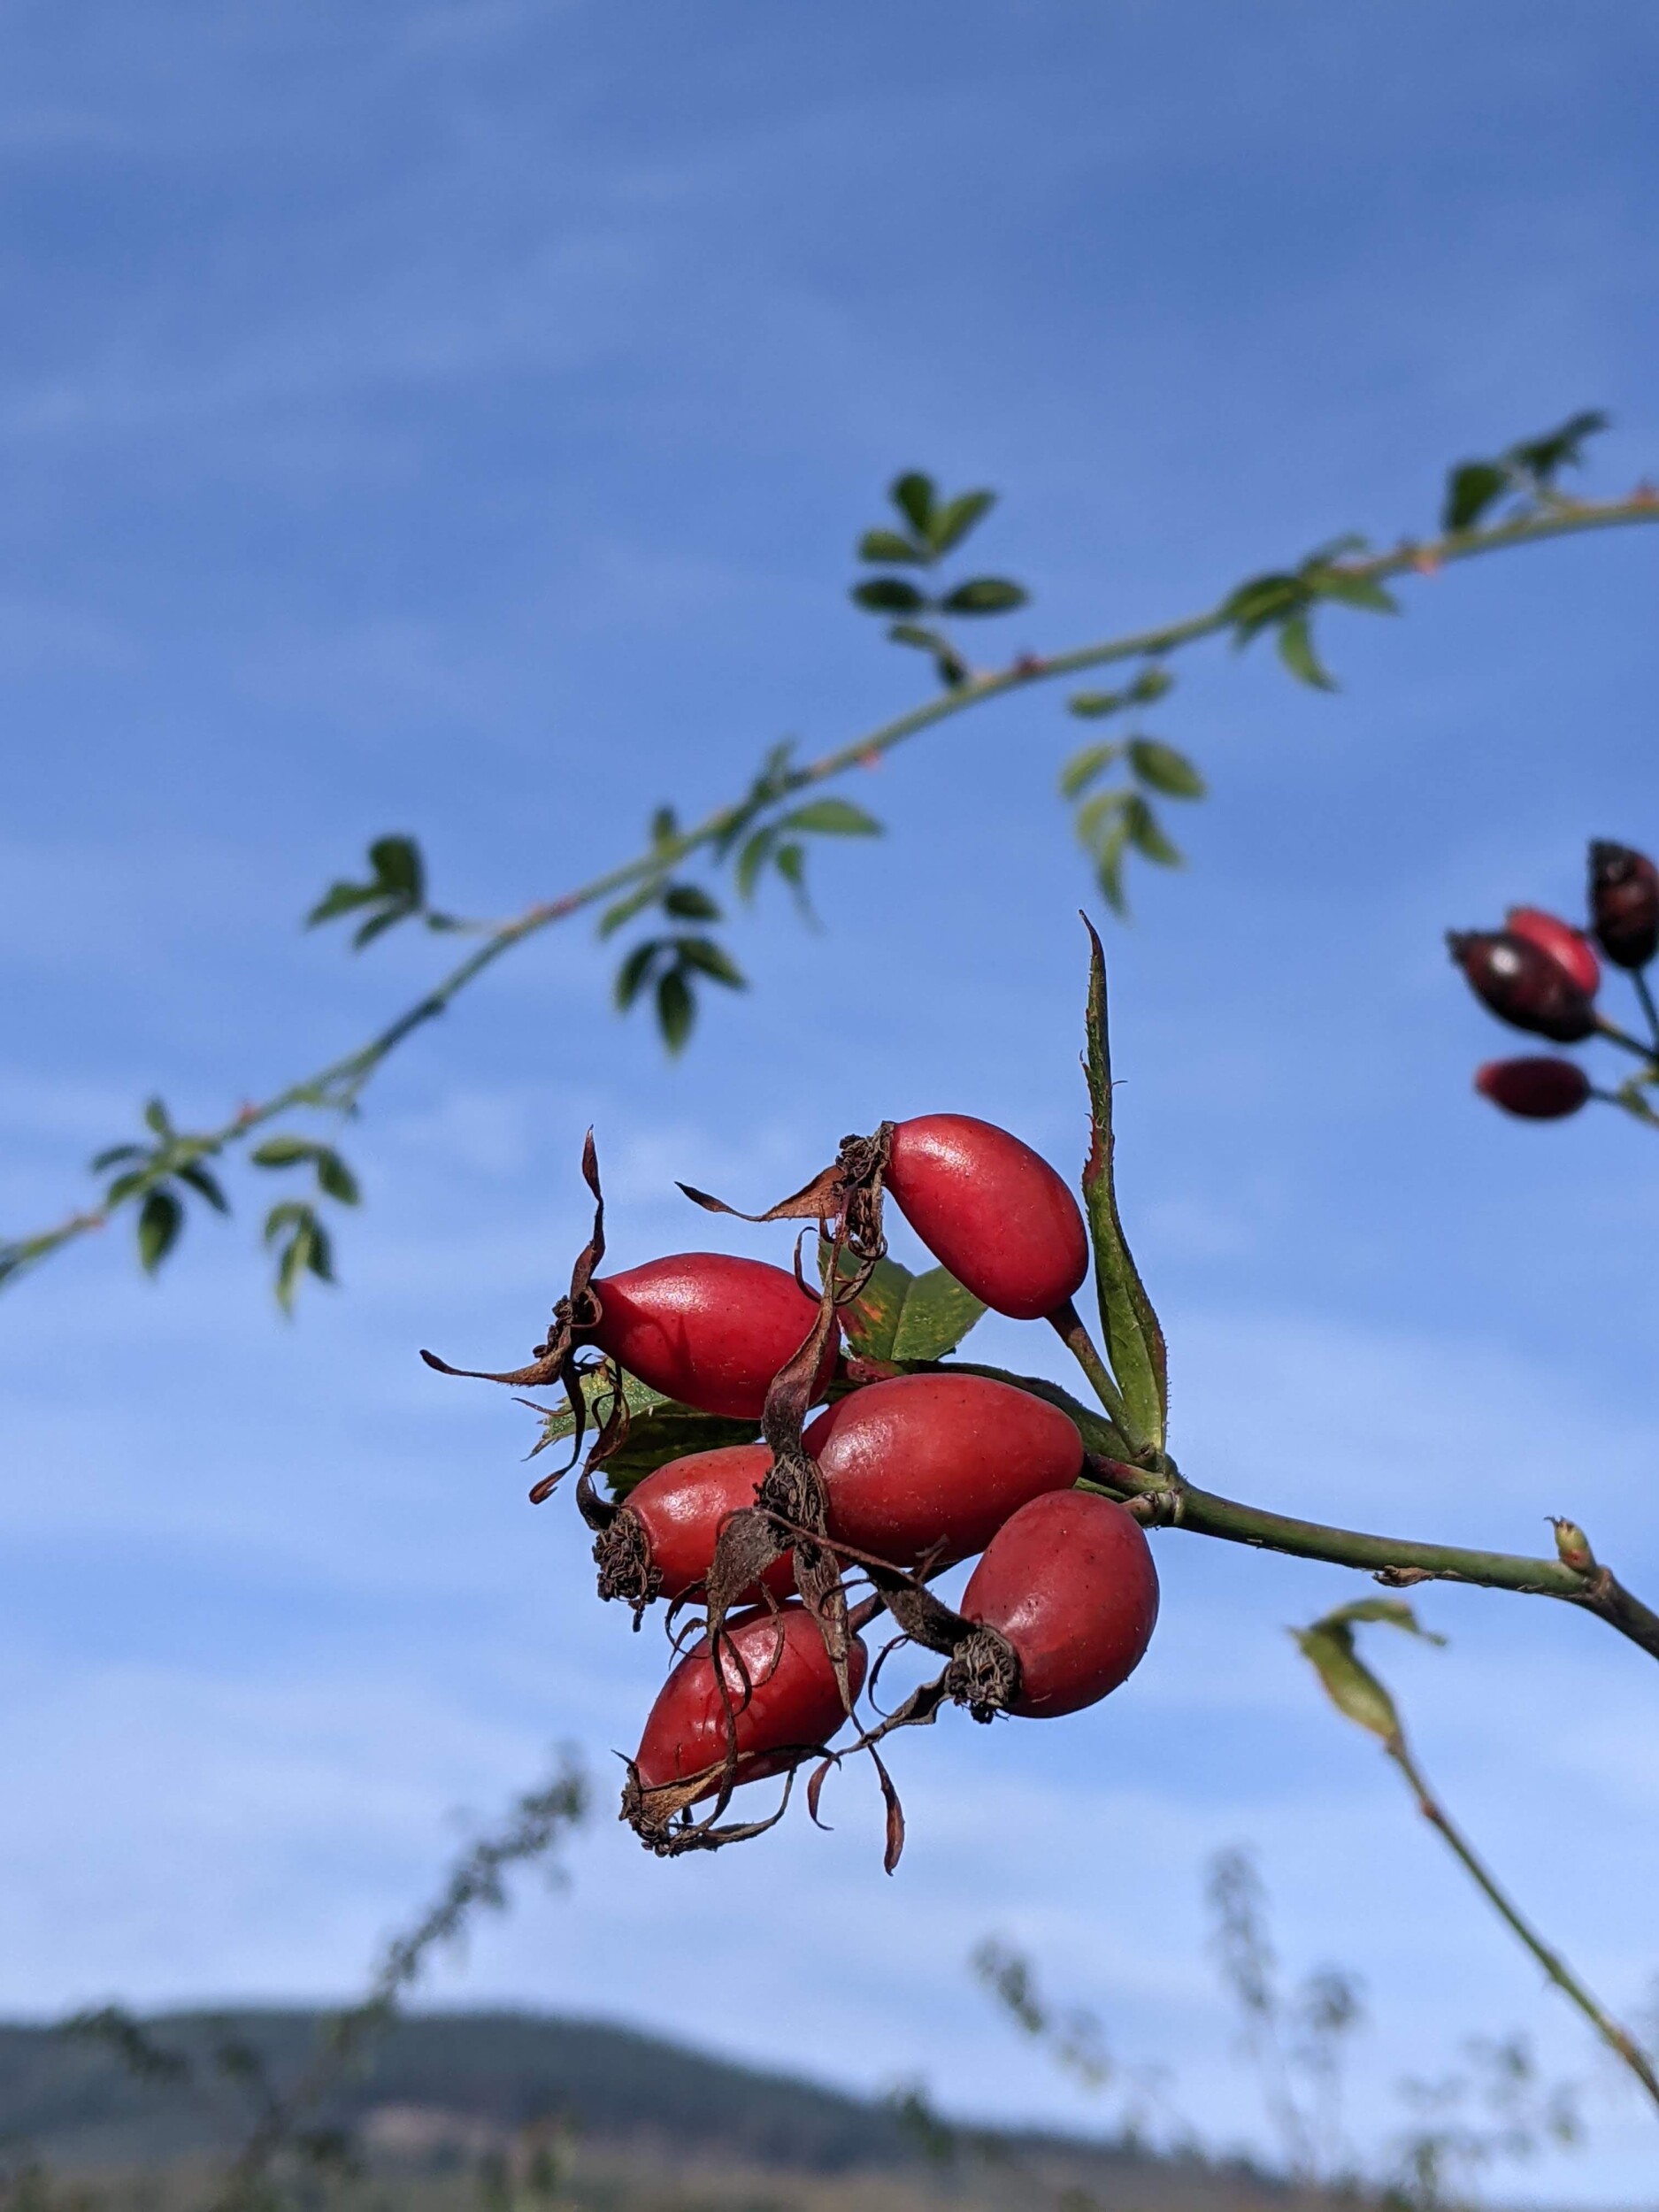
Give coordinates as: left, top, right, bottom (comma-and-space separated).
4, 3, 1659, 2199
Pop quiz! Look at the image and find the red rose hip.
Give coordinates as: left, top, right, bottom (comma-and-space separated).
1475, 1057, 1591, 1120
954, 1490, 1158, 1718
585, 1254, 833, 1417
595, 1444, 795, 1609
803, 1373, 1083, 1570
884, 1114, 1088, 1321
1505, 907, 1600, 999
631, 1602, 867, 1798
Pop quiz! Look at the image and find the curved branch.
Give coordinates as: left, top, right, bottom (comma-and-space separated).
7, 492, 1658, 1292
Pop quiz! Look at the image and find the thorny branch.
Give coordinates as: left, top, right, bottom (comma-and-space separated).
6, 491, 1657, 1294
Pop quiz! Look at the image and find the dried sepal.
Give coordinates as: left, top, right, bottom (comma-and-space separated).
421, 1131, 611, 1501
679, 1123, 896, 1271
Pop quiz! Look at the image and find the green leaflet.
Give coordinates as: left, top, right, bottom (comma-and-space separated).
820, 1243, 986, 1363
1079, 918, 1168, 1455
1292, 1598, 1445, 1748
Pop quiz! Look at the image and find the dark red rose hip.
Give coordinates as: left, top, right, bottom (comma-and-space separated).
584, 1254, 833, 1418
1505, 907, 1601, 999
631, 1601, 867, 1799
1475, 1058, 1591, 1120
954, 1489, 1158, 1718
803, 1372, 1083, 1570
884, 1114, 1089, 1321
1589, 841, 1659, 971
1447, 931, 1598, 1043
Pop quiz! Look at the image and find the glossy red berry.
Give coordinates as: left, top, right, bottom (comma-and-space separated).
803, 1373, 1083, 1570
1505, 907, 1600, 999
632, 1602, 866, 1797
597, 1444, 794, 1609
1475, 1057, 1592, 1120
956, 1490, 1158, 1717
1447, 931, 1597, 1044
584, 1255, 833, 1417
884, 1114, 1088, 1321
1589, 841, 1659, 971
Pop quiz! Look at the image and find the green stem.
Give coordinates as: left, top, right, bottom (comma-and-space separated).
1386, 1734, 1659, 2110
1046, 1297, 1141, 1448
1594, 1014, 1659, 1066
8, 493, 1658, 1292
1632, 968, 1659, 1056
1082, 1454, 1659, 1666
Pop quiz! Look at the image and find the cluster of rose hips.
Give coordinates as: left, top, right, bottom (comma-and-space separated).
1449, 840, 1659, 1119
426, 1116, 1159, 1864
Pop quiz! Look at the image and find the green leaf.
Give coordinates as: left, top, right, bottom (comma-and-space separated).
823, 1248, 914, 1361
1222, 572, 1306, 639
1506, 408, 1608, 486
857, 527, 928, 565
263, 1200, 312, 1240
1075, 788, 1132, 843
540, 1369, 759, 1497
1094, 826, 1132, 916
136, 1188, 182, 1274
1277, 611, 1337, 691
1441, 459, 1509, 534
613, 940, 660, 1010
353, 900, 418, 949
1067, 689, 1126, 720
662, 883, 721, 922
657, 966, 695, 1052
1128, 666, 1174, 704
889, 1266, 987, 1362
1292, 1624, 1402, 1746
251, 1136, 316, 1169
306, 880, 381, 926
1126, 738, 1205, 799
175, 1161, 229, 1213
938, 577, 1027, 616
305, 1217, 336, 1281
852, 578, 928, 615
734, 828, 777, 901
1309, 567, 1399, 615
597, 881, 663, 939
649, 806, 678, 849
90, 1144, 146, 1171
367, 836, 423, 901
143, 1098, 173, 1139
927, 488, 995, 554
1123, 794, 1183, 867
1320, 1597, 1447, 1643
1080, 918, 1168, 1454
891, 472, 936, 536
313, 1148, 361, 1206
1059, 743, 1120, 800
674, 935, 746, 989
780, 797, 883, 837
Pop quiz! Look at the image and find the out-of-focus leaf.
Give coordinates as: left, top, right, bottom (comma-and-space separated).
649, 805, 678, 849
657, 967, 695, 1053
1441, 460, 1509, 534
1126, 738, 1206, 799
1310, 567, 1399, 614
613, 941, 660, 1010
662, 883, 721, 921
352, 902, 417, 950
857, 527, 927, 565
1080, 918, 1167, 1453
780, 798, 883, 837
1507, 409, 1608, 486
1320, 1596, 1446, 1642
175, 1162, 229, 1213
735, 829, 777, 901
1068, 689, 1126, 719
143, 1099, 173, 1139
137, 1188, 181, 1274
367, 836, 423, 900
314, 1148, 361, 1206
1128, 665, 1174, 703
1124, 794, 1183, 867
251, 1136, 315, 1169
675, 936, 747, 989
938, 577, 1027, 616
1059, 743, 1120, 799
891, 472, 936, 535
853, 578, 929, 614
90, 1143, 146, 1172
597, 881, 661, 938
1277, 612, 1337, 691
928, 489, 995, 553
1222, 572, 1306, 639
